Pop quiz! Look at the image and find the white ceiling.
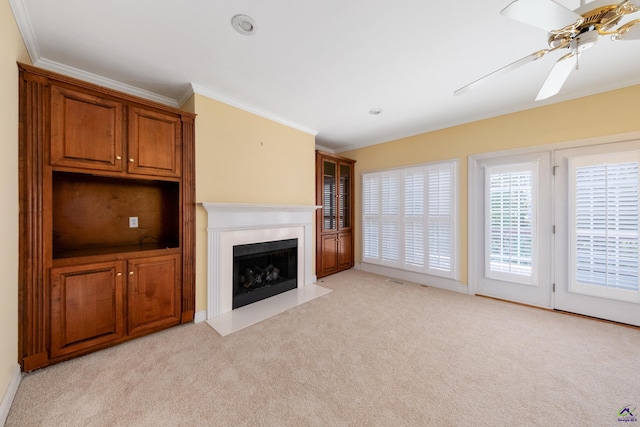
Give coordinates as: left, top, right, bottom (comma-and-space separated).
10, 0, 640, 151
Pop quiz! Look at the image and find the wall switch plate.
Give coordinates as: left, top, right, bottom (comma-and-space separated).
129, 217, 138, 228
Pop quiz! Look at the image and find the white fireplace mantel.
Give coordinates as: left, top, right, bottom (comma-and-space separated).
202, 203, 321, 319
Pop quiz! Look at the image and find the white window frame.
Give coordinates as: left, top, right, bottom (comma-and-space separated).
362, 160, 459, 280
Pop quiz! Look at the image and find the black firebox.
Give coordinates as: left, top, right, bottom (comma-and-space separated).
232, 238, 298, 309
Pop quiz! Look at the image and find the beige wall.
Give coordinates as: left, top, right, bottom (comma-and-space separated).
341, 84, 640, 286
1, 0, 30, 404
192, 94, 316, 312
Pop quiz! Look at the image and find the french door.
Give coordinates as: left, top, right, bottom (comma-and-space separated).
471, 140, 640, 326
472, 151, 553, 308
554, 141, 640, 326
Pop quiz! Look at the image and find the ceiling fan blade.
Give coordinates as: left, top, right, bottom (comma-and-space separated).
454, 50, 548, 95
501, 0, 583, 33
535, 52, 578, 101
615, 19, 640, 40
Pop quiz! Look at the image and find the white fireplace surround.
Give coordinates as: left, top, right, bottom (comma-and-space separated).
203, 203, 320, 319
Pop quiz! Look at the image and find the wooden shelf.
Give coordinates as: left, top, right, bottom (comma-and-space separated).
52, 171, 180, 260
52, 244, 181, 263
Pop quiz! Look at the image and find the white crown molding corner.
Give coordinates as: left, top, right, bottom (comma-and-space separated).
0, 364, 22, 426
178, 84, 196, 109
9, 0, 41, 62
190, 83, 319, 137
35, 58, 180, 108
314, 144, 335, 153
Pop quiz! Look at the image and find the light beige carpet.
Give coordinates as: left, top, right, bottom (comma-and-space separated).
7, 269, 640, 426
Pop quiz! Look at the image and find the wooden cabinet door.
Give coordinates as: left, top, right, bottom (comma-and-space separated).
127, 254, 181, 335
50, 85, 124, 172
128, 107, 181, 177
337, 231, 353, 270
50, 261, 124, 358
319, 234, 339, 277
319, 158, 338, 233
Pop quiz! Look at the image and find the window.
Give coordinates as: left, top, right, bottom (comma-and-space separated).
569, 152, 640, 302
485, 162, 538, 285
362, 161, 457, 279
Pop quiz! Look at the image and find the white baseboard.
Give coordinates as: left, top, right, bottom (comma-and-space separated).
0, 364, 22, 425
356, 263, 469, 294
194, 310, 207, 324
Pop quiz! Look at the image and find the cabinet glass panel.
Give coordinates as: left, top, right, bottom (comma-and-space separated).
323, 160, 337, 230
340, 163, 351, 229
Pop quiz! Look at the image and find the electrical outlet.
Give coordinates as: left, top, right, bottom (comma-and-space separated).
129, 217, 138, 228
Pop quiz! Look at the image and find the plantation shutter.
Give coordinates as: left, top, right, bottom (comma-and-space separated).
361, 160, 457, 279
404, 168, 425, 270
381, 171, 401, 265
485, 163, 537, 285
363, 174, 380, 261
427, 163, 455, 277
570, 152, 640, 301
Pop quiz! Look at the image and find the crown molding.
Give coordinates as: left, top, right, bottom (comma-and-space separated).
34, 58, 180, 108
9, 0, 40, 61
10, 0, 180, 108
11, 0, 317, 135
190, 83, 318, 137
314, 144, 335, 153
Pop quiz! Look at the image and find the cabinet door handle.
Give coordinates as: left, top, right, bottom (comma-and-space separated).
116, 272, 122, 277
129, 158, 135, 163
116, 155, 122, 160
129, 271, 134, 275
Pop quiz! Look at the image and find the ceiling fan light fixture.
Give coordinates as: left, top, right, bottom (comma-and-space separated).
575, 29, 599, 51
231, 14, 257, 36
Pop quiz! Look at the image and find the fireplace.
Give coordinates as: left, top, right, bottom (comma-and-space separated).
233, 238, 298, 309
202, 203, 321, 319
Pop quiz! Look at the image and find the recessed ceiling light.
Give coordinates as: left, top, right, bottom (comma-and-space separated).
369, 108, 383, 116
231, 14, 257, 36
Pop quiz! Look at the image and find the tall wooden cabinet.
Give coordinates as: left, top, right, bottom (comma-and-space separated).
316, 151, 355, 278
18, 63, 196, 371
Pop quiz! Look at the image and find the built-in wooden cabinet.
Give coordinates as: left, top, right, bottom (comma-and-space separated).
316, 151, 355, 278
127, 254, 181, 335
50, 84, 125, 172
18, 63, 196, 371
128, 107, 182, 177
50, 261, 125, 358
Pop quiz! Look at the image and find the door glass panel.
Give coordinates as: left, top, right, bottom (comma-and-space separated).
485, 163, 537, 285
323, 161, 336, 230
339, 163, 351, 229
569, 153, 640, 302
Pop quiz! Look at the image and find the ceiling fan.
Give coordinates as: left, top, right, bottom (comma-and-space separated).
454, 0, 640, 100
